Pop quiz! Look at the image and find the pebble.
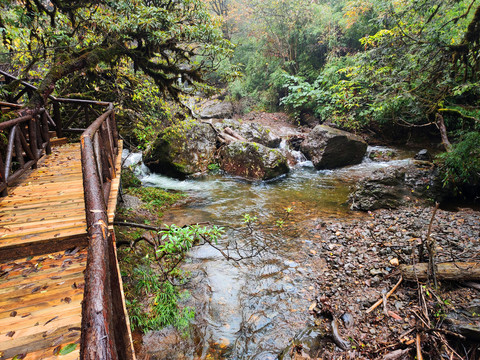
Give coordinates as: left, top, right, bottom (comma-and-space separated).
390, 258, 399, 266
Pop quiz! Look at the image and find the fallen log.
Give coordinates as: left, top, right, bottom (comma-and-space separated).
224, 127, 247, 141
400, 262, 480, 281
218, 132, 240, 145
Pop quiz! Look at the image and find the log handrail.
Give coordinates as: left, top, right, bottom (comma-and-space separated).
1, 71, 134, 359
79, 105, 133, 359
80, 104, 117, 359
80, 104, 134, 360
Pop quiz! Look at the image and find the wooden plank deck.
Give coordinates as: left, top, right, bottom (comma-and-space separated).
0, 142, 123, 360
0, 142, 122, 261
0, 249, 86, 360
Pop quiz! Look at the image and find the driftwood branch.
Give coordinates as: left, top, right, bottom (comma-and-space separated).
415, 333, 423, 360
217, 127, 247, 144
331, 317, 350, 350
114, 221, 168, 232
113, 220, 211, 232
435, 113, 452, 151
426, 203, 439, 288
383, 349, 410, 360
366, 276, 403, 313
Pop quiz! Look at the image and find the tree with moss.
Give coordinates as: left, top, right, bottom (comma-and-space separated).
0, 0, 233, 108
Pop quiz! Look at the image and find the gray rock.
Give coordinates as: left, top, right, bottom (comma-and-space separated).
350, 168, 407, 211
238, 122, 282, 148
213, 118, 241, 131
300, 125, 368, 169
349, 163, 447, 211
414, 149, 432, 161
218, 142, 289, 181
367, 147, 397, 162
144, 120, 217, 178
199, 101, 234, 119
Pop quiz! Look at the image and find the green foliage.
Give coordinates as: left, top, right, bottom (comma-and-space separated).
224, 0, 384, 112
277, 0, 480, 174
121, 167, 142, 189
57, 344, 77, 355
207, 163, 220, 171
436, 132, 480, 190
126, 187, 185, 214
121, 223, 224, 334
0, 0, 233, 109
242, 213, 258, 224
125, 266, 194, 334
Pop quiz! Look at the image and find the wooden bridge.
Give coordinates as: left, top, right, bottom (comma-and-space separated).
0, 71, 135, 360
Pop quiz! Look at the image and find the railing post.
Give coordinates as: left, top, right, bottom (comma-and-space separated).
53, 101, 64, 138
35, 115, 43, 156
28, 117, 38, 168
109, 104, 118, 150
41, 111, 51, 155
0, 155, 7, 196
14, 126, 25, 167
4, 126, 17, 183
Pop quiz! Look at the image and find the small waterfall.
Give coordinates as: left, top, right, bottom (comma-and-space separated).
122, 149, 150, 177
278, 139, 311, 167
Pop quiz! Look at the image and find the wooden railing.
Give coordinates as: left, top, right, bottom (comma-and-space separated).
0, 70, 113, 196
0, 71, 135, 359
80, 105, 134, 360
0, 109, 53, 196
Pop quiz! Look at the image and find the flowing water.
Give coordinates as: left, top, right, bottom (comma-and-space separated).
122, 146, 414, 359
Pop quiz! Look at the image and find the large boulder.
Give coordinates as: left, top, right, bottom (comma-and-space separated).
214, 120, 282, 148
144, 120, 217, 178
349, 162, 446, 211
199, 100, 234, 119
300, 125, 367, 169
219, 142, 289, 181
238, 122, 282, 148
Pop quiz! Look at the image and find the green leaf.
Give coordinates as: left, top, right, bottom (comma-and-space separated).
59, 343, 77, 355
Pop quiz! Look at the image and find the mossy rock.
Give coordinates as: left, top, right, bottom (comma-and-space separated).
218, 141, 289, 181
238, 122, 281, 148
144, 120, 217, 178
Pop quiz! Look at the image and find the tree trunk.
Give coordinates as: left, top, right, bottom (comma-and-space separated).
435, 113, 452, 152
400, 262, 480, 281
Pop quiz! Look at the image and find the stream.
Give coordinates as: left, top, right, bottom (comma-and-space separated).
123, 146, 414, 360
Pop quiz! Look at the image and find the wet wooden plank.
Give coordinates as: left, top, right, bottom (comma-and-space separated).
0, 140, 123, 360
0, 144, 87, 260
0, 250, 85, 360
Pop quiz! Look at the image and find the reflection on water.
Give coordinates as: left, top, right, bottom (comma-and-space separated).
122, 146, 410, 359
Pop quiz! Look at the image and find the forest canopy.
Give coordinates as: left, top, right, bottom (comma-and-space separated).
0, 0, 232, 103
1, 0, 479, 188
205, 0, 480, 190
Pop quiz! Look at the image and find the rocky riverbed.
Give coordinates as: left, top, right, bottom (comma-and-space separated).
121, 111, 479, 359
294, 205, 480, 359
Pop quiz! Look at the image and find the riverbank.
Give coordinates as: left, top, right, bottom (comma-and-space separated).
300, 205, 480, 359
118, 192, 479, 359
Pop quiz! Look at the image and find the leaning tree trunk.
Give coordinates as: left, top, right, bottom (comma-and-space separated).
28, 44, 123, 110
435, 113, 452, 152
